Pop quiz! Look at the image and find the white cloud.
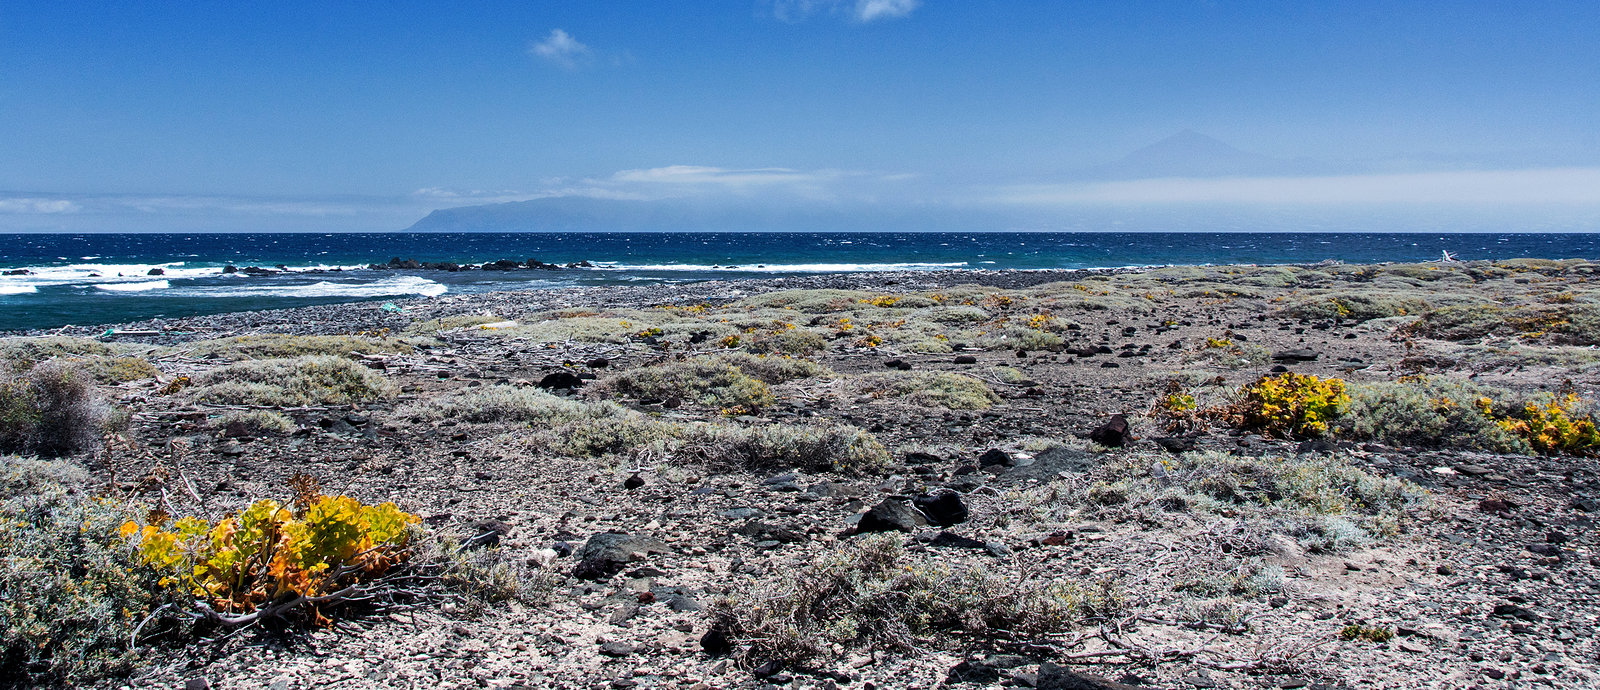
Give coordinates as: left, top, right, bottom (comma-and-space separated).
771, 0, 920, 23
610, 166, 831, 186
997, 168, 1600, 206
854, 0, 920, 22
0, 198, 79, 214
529, 29, 590, 69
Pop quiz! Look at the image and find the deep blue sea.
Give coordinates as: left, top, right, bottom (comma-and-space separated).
3, 231, 1598, 332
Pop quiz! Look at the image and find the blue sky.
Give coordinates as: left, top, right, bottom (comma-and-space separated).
2, 1, 1598, 231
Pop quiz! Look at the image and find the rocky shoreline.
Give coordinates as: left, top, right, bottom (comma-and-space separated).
8, 259, 1600, 689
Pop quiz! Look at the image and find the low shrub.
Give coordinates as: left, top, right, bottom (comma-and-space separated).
856, 371, 1000, 410
403, 314, 504, 335
402, 385, 628, 425
1337, 376, 1529, 453
188, 356, 396, 406
706, 534, 1119, 665
75, 356, 162, 383
1, 456, 175, 685
687, 422, 890, 475
743, 328, 829, 356
119, 491, 419, 624
1496, 393, 1600, 456
596, 358, 774, 413
1405, 304, 1600, 345
714, 352, 833, 383
0, 337, 112, 368
0, 362, 116, 456
187, 334, 425, 360
1229, 373, 1349, 439
208, 410, 298, 437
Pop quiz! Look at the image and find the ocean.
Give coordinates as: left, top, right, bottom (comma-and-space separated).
3, 231, 1598, 332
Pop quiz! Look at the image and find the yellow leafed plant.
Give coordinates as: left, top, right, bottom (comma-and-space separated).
119, 493, 418, 618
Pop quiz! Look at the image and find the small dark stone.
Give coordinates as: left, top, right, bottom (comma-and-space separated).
1270, 364, 1289, 373
913, 490, 969, 526
1272, 348, 1319, 362
571, 532, 672, 580
752, 660, 784, 678
954, 355, 979, 364
1154, 436, 1197, 454
185, 679, 210, 690
977, 448, 1014, 467
1036, 663, 1152, 690
1572, 497, 1600, 513
537, 371, 585, 390
1088, 414, 1131, 448
597, 641, 634, 657
928, 531, 987, 549
701, 623, 733, 655
947, 660, 1001, 685
856, 499, 920, 533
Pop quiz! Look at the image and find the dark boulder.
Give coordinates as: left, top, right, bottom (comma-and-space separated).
147, 268, 165, 276
1272, 348, 1320, 362
571, 532, 672, 580
537, 371, 585, 390
1088, 414, 1131, 447
977, 448, 1014, 467
914, 490, 969, 526
856, 499, 920, 533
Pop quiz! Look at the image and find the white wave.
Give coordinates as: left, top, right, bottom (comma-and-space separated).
95, 280, 170, 292
0, 284, 38, 295
171, 275, 447, 299
0, 261, 374, 291
590, 261, 968, 272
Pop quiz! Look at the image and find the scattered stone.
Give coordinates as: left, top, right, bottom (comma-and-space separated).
1454, 464, 1493, 476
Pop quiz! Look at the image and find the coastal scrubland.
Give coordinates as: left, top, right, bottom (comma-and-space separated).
2, 258, 1599, 688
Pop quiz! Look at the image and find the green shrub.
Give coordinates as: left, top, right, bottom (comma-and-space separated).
1405, 304, 1600, 344
743, 328, 829, 356
208, 410, 298, 436
404, 314, 504, 335
1337, 377, 1529, 453
550, 416, 681, 457
0, 362, 115, 456
74, 356, 162, 384
402, 385, 629, 425
687, 422, 890, 475
707, 534, 1118, 665
856, 371, 999, 410
0, 456, 177, 685
713, 352, 833, 384
977, 325, 1062, 351
187, 334, 424, 360
188, 356, 396, 406
0, 337, 113, 368
597, 358, 774, 412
